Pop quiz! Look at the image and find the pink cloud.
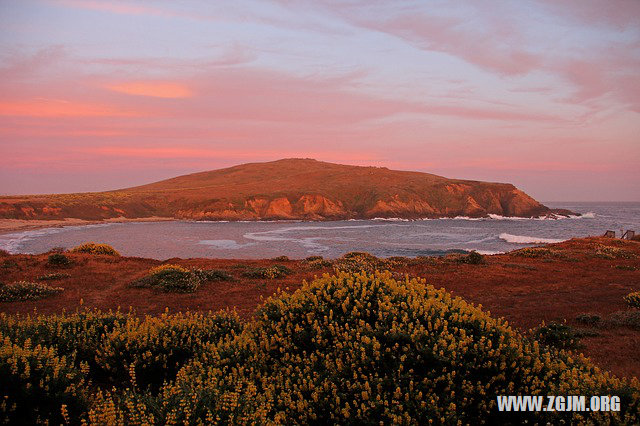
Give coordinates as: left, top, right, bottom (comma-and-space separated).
107, 81, 193, 98
53, 0, 182, 18
0, 98, 141, 117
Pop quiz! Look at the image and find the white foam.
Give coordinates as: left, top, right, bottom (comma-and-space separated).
499, 233, 566, 244
487, 214, 529, 220
474, 250, 504, 255
198, 239, 254, 250
371, 217, 410, 222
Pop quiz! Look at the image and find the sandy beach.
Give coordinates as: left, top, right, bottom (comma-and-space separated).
0, 216, 175, 234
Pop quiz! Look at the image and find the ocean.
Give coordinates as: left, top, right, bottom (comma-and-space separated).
1, 202, 638, 260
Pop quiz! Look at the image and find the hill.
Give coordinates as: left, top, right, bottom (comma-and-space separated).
0, 158, 571, 221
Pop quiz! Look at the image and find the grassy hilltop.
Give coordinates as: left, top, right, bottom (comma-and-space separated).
0, 159, 570, 221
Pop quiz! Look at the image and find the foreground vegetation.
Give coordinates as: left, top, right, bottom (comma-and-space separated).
1, 271, 638, 424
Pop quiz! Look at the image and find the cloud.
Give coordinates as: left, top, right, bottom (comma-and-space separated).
0, 98, 140, 117
107, 81, 193, 98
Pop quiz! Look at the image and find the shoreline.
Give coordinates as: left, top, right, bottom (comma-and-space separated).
0, 216, 175, 235
0, 211, 585, 235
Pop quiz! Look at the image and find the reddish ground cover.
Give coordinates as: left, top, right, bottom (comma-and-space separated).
1, 237, 638, 379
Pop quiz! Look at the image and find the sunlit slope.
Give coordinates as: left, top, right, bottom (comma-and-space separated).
0, 158, 561, 220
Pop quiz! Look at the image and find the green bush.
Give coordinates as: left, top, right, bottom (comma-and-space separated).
70, 242, 120, 256
513, 247, 554, 258
608, 310, 640, 330
302, 256, 332, 269
37, 272, 71, 281
624, 291, 640, 309
242, 264, 291, 279
575, 313, 602, 326
193, 269, 234, 282
532, 321, 582, 350
457, 250, 485, 264
47, 253, 71, 267
271, 255, 290, 262
333, 251, 386, 273
131, 265, 200, 293
0, 281, 63, 302
1, 259, 18, 269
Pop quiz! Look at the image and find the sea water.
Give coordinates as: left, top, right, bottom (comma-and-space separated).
1, 202, 638, 260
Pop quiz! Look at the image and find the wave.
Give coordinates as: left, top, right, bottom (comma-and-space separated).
474, 249, 504, 255
198, 239, 254, 250
499, 233, 566, 244
371, 217, 410, 222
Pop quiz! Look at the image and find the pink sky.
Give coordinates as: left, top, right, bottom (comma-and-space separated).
0, 0, 638, 200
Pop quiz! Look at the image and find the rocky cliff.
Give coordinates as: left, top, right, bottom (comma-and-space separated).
0, 159, 572, 221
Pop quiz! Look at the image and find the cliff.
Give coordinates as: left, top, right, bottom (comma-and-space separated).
0, 159, 571, 221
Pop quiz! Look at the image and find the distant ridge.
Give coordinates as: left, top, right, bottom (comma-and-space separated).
0, 158, 573, 221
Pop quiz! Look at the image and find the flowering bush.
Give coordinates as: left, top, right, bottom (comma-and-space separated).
70, 242, 120, 256
131, 264, 200, 293
0, 281, 63, 302
301, 256, 332, 269
2, 272, 639, 424
594, 245, 635, 260
513, 247, 554, 258
0, 337, 89, 424
242, 264, 290, 279
97, 272, 640, 424
624, 291, 640, 309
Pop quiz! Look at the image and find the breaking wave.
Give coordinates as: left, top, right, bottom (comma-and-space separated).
499, 233, 566, 244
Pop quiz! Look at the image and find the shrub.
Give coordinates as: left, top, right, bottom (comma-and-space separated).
513, 247, 554, 258
0, 338, 88, 425
70, 242, 120, 256
242, 264, 291, 279
1, 259, 18, 269
115, 271, 640, 424
271, 255, 290, 262
608, 310, 640, 330
302, 256, 332, 269
624, 291, 640, 309
47, 253, 71, 267
131, 265, 200, 293
594, 244, 635, 260
532, 321, 582, 350
304, 255, 324, 262
0, 281, 63, 302
575, 313, 602, 327
193, 268, 234, 282
457, 250, 485, 264
94, 310, 242, 391
333, 251, 388, 273
616, 265, 638, 271
3, 273, 640, 424
37, 272, 71, 281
